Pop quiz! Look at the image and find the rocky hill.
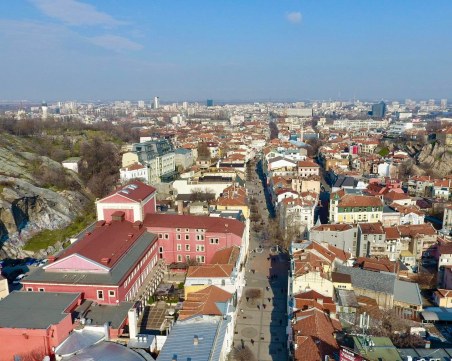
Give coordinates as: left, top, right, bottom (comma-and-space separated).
0, 134, 91, 258
416, 141, 452, 178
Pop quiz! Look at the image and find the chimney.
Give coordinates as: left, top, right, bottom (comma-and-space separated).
133, 221, 142, 230
101, 258, 110, 265
96, 220, 106, 228
193, 335, 199, 346
128, 308, 138, 339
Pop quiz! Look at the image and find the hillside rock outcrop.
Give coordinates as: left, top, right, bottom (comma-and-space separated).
417, 141, 452, 178
0, 140, 91, 257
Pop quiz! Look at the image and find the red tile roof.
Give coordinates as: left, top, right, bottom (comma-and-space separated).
338, 195, 383, 208
143, 213, 245, 238
100, 180, 156, 203
54, 220, 149, 269
179, 286, 232, 320
210, 246, 240, 265
186, 264, 233, 278
293, 308, 341, 361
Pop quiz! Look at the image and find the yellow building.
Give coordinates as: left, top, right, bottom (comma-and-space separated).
330, 193, 383, 224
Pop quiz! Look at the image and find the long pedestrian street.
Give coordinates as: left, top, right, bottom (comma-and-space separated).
233, 158, 289, 360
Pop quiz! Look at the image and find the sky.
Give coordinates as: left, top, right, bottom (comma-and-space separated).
0, 0, 451, 102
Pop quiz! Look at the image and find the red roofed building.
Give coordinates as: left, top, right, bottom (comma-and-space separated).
291, 308, 341, 361
96, 180, 157, 223
23, 215, 163, 305
143, 213, 247, 265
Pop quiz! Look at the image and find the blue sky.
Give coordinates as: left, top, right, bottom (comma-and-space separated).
0, 0, 451, 102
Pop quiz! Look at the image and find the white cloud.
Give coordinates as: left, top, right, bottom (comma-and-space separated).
89, 35, 143, 51
30, 0, 124, 26
286, 12, 302, 24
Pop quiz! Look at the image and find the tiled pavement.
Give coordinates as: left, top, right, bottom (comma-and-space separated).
235, 161, 289, 360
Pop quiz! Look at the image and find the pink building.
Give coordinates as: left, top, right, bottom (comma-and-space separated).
0, 292, 81, 361
144, 213, 246, 265
23, 216, 161, 304
96, 180, 156, 223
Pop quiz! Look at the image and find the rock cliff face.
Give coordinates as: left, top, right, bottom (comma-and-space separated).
0, 138, 91, 258
417, 141, 452, 178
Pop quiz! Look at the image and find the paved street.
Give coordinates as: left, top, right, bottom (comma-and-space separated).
233, 159, 289, 360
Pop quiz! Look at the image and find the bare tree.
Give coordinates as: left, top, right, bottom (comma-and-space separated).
230, 346, 256, 361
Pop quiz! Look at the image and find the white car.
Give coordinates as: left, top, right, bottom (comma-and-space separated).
13, 274, 26, 284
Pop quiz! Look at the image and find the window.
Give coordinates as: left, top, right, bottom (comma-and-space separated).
196, 255, 205, 263
97, 290, 104, 300
210, 238, 219, 244
158, 233, 163, 239
185, 234, 190, 240
177, 244, 182, 251
196, 245, 205, 252
196, 234, 204, 241
159, 247, 163, 253
177, 234, 181, 240
177, 254, 182, 262
185, 228, 189, 232
26, 287, 33, 292
38, 288, 45, 292
185, 244, 190, 251
186, 255, 190, 261
176, 228, 181, 232
164, 234, 169, 239
109, 290, 116, 297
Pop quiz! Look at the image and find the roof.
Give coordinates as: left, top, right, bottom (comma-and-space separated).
293, 308, 341, 361
335, 264, 395, 294
51, 220, 149, 270
338, 195, 383, 208
394, 279, 422, 306
144, 213, 245, 238
99, 180, 156, 203
358, 222, 384, 234
60, 341, 145, 361
158, 315, 230, 361
0, 291, 80, 329
25, 227, 157, 286
210, 246, 240, 265
311, 224, 355, 232
352, 336, 402, 361
55, 328, 105, 356
186, 264, 234, 278
179, 286, 232, 320
331, 272, 351, 283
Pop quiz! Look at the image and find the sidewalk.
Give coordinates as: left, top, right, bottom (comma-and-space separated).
234, 159, 289, 360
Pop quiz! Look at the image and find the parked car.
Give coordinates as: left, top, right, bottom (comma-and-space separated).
12, 274, 26, 284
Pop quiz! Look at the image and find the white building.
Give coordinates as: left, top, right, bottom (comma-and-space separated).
61, 157, 81, 173
120, 163, 149, 183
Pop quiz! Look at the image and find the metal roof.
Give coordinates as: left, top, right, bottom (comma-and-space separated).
335, 265, 395, 294
158, 315, 230, 361
0, 291, 80, 329
55, 327, 105, 357
422, 307, 452, 322
394, 279, 422, 306
61, 341, 146, 361
25, 232, 156, 286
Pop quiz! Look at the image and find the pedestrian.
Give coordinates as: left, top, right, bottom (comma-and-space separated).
251, 339, 254, 345
263, 304, 266, 309
268, 297, 271, 302
246, 297, 249, 302
257, 304, 260, 310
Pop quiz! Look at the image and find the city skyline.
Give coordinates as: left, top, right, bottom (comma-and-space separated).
0, 0, 451, 101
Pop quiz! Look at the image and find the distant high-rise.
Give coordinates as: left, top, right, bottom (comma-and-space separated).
41, 101, 48, 119
441, 99, 448, 110
206, 99, 213, 107
138, 100, 145, 108
153, 96, 160, 109
371, 101, 386, 118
